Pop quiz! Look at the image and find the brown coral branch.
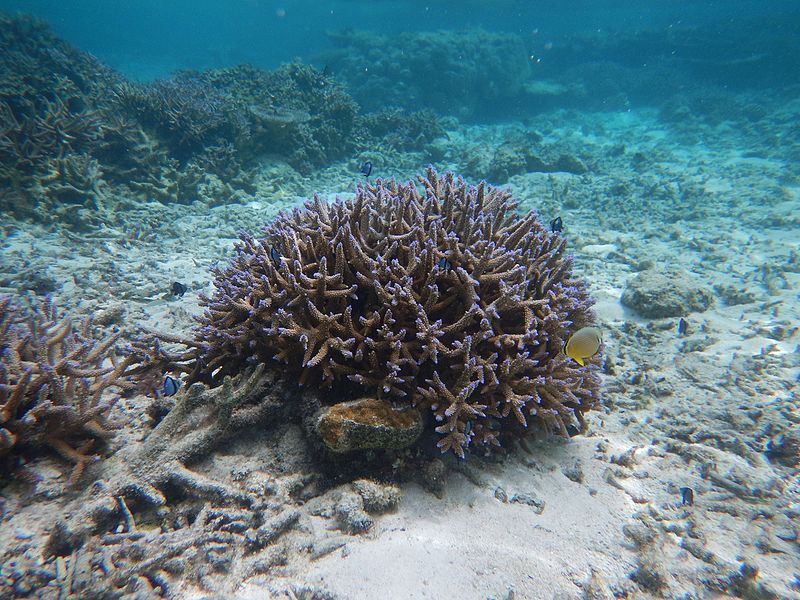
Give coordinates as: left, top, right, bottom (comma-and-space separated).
0, 295, 136, 481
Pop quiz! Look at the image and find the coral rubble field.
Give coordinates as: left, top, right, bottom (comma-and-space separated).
1, 11, 799, 600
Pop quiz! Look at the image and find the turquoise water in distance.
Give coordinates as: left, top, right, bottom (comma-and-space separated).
1, 0, 798, 82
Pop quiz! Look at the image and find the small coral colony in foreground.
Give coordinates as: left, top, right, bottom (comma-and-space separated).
2, 167, 601, 484
0, 296, 138, 481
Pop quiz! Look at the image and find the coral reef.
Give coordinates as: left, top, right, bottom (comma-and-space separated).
0, 13, 120, 101
113, 76, 241, 159
0, 13, 124, 224
238, 62, 358, 168
0, 93, 108, 222
0, 14, 368, 224
0, 295, 137, 482
115, 63, 358, 172
462, 135, 589, 185
357, 108, 446, 153
147, 168, 600, 457
324, 29, 531, 119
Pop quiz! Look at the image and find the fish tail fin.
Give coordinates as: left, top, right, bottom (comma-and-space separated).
575, 357, 585, 366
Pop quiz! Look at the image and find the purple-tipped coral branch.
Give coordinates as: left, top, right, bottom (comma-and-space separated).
168, 168, 601, 457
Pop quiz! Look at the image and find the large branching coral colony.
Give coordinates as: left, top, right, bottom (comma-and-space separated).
144, 168, 601, 458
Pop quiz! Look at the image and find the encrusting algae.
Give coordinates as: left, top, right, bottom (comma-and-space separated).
315, 398, 423, 453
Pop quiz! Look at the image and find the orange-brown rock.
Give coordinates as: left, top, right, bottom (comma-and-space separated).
315, 398, 423, 453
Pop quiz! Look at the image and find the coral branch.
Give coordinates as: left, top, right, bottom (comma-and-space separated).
0, 295, 137, 481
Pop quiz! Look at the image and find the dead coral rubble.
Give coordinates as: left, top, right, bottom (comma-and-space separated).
53, 366, 285, 544
161, 168, 600, 457
4, 502, 300, 599
26, 367, 311, 597
0, 295, 137, 482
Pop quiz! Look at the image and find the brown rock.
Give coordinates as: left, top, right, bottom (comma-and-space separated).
621, 267, 714, 318
315, 398, 423, 453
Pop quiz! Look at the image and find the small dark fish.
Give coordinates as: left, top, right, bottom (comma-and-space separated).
163, 375, 180, 397
270, 246, 282, 265
464, 421, 473, 437
679, 486, 694, 506
550, 216, 563, 233
171, 281, 187, 297
360, 161, 372, 177
565, 423, 582, 437
677, 317, 688, 336
437, 257, 452, 271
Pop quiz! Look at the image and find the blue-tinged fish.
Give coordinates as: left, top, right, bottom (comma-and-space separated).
163, 375, 180, 396
171, 281, 187, 297
360, 161, 372, 177
550, 216, 563, 233
679, 486, 694, 506
270, 246, 282, 265
437, 257, 452, 271
677, 317, 688, 336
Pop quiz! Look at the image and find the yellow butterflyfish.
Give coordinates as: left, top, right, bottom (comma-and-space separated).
564, 326, 602, 366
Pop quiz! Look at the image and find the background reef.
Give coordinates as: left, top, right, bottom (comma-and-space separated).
0, 13, 444, 230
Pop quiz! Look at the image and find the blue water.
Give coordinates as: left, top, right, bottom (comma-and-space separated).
1, 0, 797, 83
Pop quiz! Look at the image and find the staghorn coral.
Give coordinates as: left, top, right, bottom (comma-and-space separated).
356, 107, 446, 159
113, 76, 240, 159
0, 83, 107, 221
112, 63, 357, 172
1, 14, 432, 223
0, 93, 103, 173
154, 168, 600, 457
197, 62, 358, 169
0, 295, 137, 482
